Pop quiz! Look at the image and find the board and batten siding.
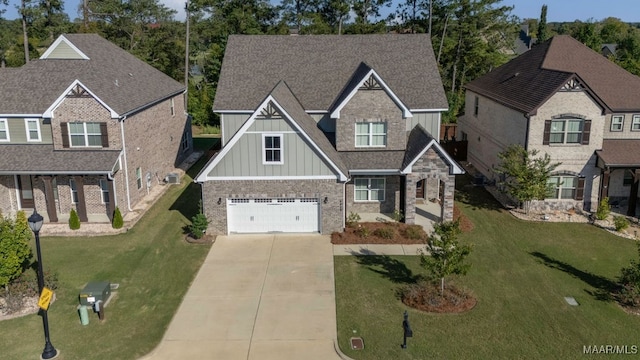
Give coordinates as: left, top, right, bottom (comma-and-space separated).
5, 118, 53, 144
45, 41, 85, 59
221, 113, 250, 146
407, 112, 440, 137
207, 116, 336, 178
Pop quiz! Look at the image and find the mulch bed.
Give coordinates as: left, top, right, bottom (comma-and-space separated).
401, 282, 477, 313
185, 234, 215, 244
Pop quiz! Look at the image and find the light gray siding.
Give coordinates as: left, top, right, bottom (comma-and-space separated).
45, 41, 85, 59
604, 113, 640, 139
407, 112, 440, 137
221, 113, 250, 145
5, 118, 53, 144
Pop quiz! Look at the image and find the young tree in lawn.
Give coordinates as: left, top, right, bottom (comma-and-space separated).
421, 220, 471, 295
494, 144, 560, 214
0, 211, 33, 289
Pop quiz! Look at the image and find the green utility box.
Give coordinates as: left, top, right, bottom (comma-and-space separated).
79, 281, 111, 306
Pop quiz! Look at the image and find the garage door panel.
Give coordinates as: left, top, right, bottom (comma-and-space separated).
227, 198, 319, 234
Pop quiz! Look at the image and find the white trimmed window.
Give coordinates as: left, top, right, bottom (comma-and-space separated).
136, 167, 142, 189
69, 178, 78, 204
611, 115, 624, 131
355, 178, 385, 202
25, 118, 41, 142
355, 122, 386, 147
263, 134, 283, 164
99, 179, 109, 203
632, 115, 640, 131
0, 119, 9, 141
550, 119, 583, 144
547, 175, 577, 199
69, 122, 102, 147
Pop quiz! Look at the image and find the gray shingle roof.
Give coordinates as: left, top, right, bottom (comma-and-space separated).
214, 34, 447, 112
341, 151, 406, 171
0, 34, 184, 116
0, 145, 121, 173
466, 35, 640, 114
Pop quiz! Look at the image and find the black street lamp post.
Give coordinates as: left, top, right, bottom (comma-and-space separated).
28, 210, 58, 360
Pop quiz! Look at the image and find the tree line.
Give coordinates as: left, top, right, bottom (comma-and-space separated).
0, 1, 639, 127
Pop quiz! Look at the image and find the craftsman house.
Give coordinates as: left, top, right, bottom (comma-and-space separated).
457, 35, 640, 215
195, 34, 464, 235
0, 34, 193, 224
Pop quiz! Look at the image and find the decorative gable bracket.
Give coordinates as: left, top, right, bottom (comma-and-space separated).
43, 79, 119, 119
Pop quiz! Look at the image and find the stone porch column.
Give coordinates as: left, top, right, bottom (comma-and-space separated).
404, 175, 417, 224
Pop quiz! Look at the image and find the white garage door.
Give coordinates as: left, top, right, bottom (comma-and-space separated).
227, 198, 320, 233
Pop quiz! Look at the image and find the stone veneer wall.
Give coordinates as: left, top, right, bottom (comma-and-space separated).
345, 176, 401, 214
202, 179, 344, 235
405, 148, 455, 223
0, 175, 17, 216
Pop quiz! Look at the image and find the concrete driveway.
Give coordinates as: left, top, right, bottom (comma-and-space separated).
142, 234, 342, 360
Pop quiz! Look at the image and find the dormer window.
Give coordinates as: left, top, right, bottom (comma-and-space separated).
263, 134, 283, 164
356, 122, 386, 147
25, 118, 41, 142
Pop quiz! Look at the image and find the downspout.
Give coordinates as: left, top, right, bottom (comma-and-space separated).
342, 181, 346, 230
119, 116, 133, 211
524, 113, 531, 151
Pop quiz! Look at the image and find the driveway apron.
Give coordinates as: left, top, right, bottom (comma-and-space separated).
142, 234, 341, 360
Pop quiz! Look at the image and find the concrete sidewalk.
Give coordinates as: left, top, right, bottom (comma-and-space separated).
141, 234, 342, 360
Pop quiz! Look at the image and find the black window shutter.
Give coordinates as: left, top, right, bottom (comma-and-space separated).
60, 123, 69, 148
575, 177, 585, 201
100, 123, 109, 147
581, 120, 591, 145
543, 120, 551, 145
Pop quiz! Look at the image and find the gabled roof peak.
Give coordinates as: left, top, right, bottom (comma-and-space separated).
40, 35, 90, 60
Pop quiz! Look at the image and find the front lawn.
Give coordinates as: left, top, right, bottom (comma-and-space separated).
0, 137, 217, 360
335, 177, 640, 359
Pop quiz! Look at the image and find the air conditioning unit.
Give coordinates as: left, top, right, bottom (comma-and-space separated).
165, 173, 180, 184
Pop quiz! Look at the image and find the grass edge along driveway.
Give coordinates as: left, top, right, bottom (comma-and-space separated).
0, 138, 217, 360
335, 177, 640, 360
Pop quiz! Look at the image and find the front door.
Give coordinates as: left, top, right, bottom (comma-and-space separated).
17, 175, 35, 209
416, 180, 425, 200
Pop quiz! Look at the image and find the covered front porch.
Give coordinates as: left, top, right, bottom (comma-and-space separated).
596, 139, 640, 217
359, 200, 441, 234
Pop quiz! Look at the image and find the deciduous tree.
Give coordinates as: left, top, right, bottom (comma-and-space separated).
421, 220, 471, 295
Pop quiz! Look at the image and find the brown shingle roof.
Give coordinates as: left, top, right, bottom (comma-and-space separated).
596, 140, 640, 167
0, 34, 184, 116
465, 35, 640, 114
214, 34, 447, 112
0, 145, 120, 173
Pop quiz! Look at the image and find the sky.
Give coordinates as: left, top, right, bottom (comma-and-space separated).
2, 0, 639, 23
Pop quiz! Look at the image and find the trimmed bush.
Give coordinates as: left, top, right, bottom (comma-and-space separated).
614, 216, 630, 232
112, 207, 124, 229
355, 226, 370, 238
189, 213, 209, 239
596, 197, 610, 220
392, 209, 404, 222
69, 209, 80, 230
346, 212, 361, 228
374, 226, 396, 240
405, 224, 427, 240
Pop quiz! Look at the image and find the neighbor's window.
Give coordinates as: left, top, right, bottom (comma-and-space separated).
354, 178, 385, 202
69, 122, 102, 147
263, 134, 283, 164
549, 119, 583, 144
624, 171, 633, 186
0, 118, 9, 141
170, 98, 175, 116
611, 115, 624, 132
25, 118, 41, 142
355, 122, 386, 147
180, 131, 189, 152
632, 115, 640, 131
99, 179, 109, 203
474, 96, 479, 117
547, 175, 577, 199
69, 178, 78, 203
136, 167, 142, 189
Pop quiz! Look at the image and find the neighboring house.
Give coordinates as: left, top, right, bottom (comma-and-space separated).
512, 24, 535, 55
601, 43, 617, 58
0, 34, 193, 224
195, 34, 464, 235
458, 35, 640, 215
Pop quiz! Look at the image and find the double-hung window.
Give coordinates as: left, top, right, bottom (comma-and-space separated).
611, 115, 624, 131
69, 179, 79, 204
263, 134, 283, 164
136, 167, 142, 190
69, 122, 102, 147
354, 178, 385, 202
0, 119, 9, 141
547, 175, 578, 199
549, 119, 583, 144
25, 118, 41, 142
99, 179, 110, 203
355, 122, 386, 147
632, 115, 640, 131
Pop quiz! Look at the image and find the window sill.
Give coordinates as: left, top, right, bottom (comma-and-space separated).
547, 143, 583, 147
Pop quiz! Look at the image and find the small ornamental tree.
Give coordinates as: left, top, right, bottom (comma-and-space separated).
618, 244, 640, 307
189, 213, 209, 239
421, 220, 472, 295
112, 207, 124, 229
494, 144, 560, 214
0, 211, 33, 288
69, 209, 81, 230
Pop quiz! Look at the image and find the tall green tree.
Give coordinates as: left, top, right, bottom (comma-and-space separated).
494, 144, 560, 214
279, 0, 321, 32
536, 4, 549, 42
0, 211, 33, 289
421, 220, 471, 295
571, 20, 602, 51
615, 31, 640, 76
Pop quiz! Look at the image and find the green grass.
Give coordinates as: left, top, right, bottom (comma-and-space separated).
336, 176, 640, 359
0, 137, 218, 360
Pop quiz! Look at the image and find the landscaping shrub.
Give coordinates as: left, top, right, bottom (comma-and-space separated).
614, 216, 630, 232
404, 225, 427, 240
112, 207, 124, 229
618, 244, 640, 307
596, 197, 610, 220
392, 209, 404, 222
189, 213, 209, 239
69, 209, 80, 230
373, 226, 395, 240
355, 226, 370, 238
346, 212, 361, 227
